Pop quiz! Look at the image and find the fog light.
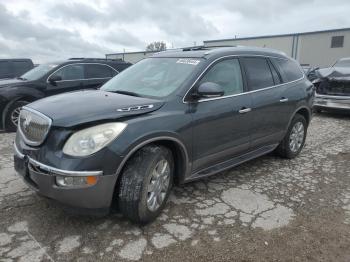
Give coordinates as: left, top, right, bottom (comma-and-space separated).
56, 176, 98, 187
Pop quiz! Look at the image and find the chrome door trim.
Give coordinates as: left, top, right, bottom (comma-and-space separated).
182, 54, 305, 104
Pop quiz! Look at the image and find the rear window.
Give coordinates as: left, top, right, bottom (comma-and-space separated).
242, 57, 274, 90
274, 58, 303, 82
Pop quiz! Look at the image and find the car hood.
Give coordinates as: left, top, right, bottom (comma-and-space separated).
316, 66, 350, 82
27, 90, 164, 127
0, 78, 29, 88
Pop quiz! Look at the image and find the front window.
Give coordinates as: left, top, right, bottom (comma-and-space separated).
21, 63, 58, 81
198, 58, 243, 95
51, 64, 84, 80
101, 58, 203, 98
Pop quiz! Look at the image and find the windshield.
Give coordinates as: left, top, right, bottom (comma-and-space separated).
21, 63, 58, 81
101, 57, 202, 98
334, 59, 350, 67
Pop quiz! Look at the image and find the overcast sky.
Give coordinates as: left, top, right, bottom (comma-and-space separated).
0, 0, 350, 63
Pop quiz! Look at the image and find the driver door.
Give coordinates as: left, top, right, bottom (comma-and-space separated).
46, 64, 85, 96
190, 58, 253, 172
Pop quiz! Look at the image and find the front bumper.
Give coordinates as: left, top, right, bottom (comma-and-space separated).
314, 94, 350, 110
14, 142, 117, 213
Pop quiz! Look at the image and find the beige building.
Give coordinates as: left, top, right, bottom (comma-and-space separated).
106, 50, 159, 64
204, 28, 350, 67
107, 28, 350, 68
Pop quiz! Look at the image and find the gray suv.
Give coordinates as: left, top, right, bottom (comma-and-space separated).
14, 46, 314, 223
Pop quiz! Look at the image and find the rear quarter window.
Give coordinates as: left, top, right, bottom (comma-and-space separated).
273, 58, 304, 82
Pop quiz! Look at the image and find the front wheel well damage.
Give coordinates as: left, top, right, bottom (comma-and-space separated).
111, 139, 188, 209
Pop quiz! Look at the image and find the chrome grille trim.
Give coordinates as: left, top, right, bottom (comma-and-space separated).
18, 107, 52, 146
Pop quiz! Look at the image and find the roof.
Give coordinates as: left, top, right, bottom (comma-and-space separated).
151, 46, 288, 59
204, 27, 350, 43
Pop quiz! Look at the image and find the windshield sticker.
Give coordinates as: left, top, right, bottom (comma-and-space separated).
176, 59, 201, 65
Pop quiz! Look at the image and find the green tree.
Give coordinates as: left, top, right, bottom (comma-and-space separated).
146, 41, 167, 51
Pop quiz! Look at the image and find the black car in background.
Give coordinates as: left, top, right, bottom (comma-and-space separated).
14, 47, 314, 223
0, 59, 34, 79
0, 58, 131, 131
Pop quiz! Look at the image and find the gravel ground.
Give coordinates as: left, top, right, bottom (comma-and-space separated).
0, 113, 350, 262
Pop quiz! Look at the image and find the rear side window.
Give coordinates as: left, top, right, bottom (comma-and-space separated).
273, 58, 303, 82
12, 61, 32, 76
0, 61, 10, 77
85, 64, 116, 79
199, 58, 243, 96
242, 57, 274, 90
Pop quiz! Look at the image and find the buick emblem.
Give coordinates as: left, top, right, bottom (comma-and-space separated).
23, 115, 32, 133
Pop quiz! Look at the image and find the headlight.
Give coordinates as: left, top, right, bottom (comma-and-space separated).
63, 122, 127, 157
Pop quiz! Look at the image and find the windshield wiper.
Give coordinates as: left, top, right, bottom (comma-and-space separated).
111, 90, 141, 97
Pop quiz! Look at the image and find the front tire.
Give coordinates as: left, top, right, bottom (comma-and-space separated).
276, 114, 307, 159
4, 101, 28, 132
117, 145, 174, 224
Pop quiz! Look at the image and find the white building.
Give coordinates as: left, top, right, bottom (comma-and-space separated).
106, 28, 350, 68
204, 28, 350, 67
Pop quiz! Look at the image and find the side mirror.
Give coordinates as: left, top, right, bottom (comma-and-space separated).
196, 82, 224, 99
49, 75, 62, 85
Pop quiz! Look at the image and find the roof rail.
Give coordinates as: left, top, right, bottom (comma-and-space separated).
68, 57, 124, 62
182, 45, 237, 51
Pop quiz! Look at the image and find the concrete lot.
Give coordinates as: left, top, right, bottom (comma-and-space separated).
0, 113, 350, 262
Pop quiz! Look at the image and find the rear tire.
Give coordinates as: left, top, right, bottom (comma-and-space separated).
276, 114, 307, 159
117, 145, 174, 224
4, 101, 28, 132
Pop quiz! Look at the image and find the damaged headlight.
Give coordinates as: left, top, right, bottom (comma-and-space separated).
63, 123, 127, 157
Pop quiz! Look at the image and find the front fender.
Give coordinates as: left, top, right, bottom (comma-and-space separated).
112, 132, 191, 184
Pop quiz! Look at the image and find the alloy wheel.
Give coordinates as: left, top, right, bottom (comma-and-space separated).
10, 107, 21, 127
147, 159, 171, 212
289, 121, 305, 153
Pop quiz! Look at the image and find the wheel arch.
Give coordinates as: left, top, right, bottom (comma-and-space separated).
294, 106, 311, 126
115, 136, 191, 186
2, 95, 39, 129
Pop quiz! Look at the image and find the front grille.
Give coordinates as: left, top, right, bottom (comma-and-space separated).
18, 108, 52, 146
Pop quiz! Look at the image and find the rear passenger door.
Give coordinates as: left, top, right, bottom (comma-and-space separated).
271, 58, 305, 130
84, 64, 117, 89
242, 57, 285, 149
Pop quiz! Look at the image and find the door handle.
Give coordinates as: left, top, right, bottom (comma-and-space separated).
238, 107, 251, 114
279, 98, 289, 103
